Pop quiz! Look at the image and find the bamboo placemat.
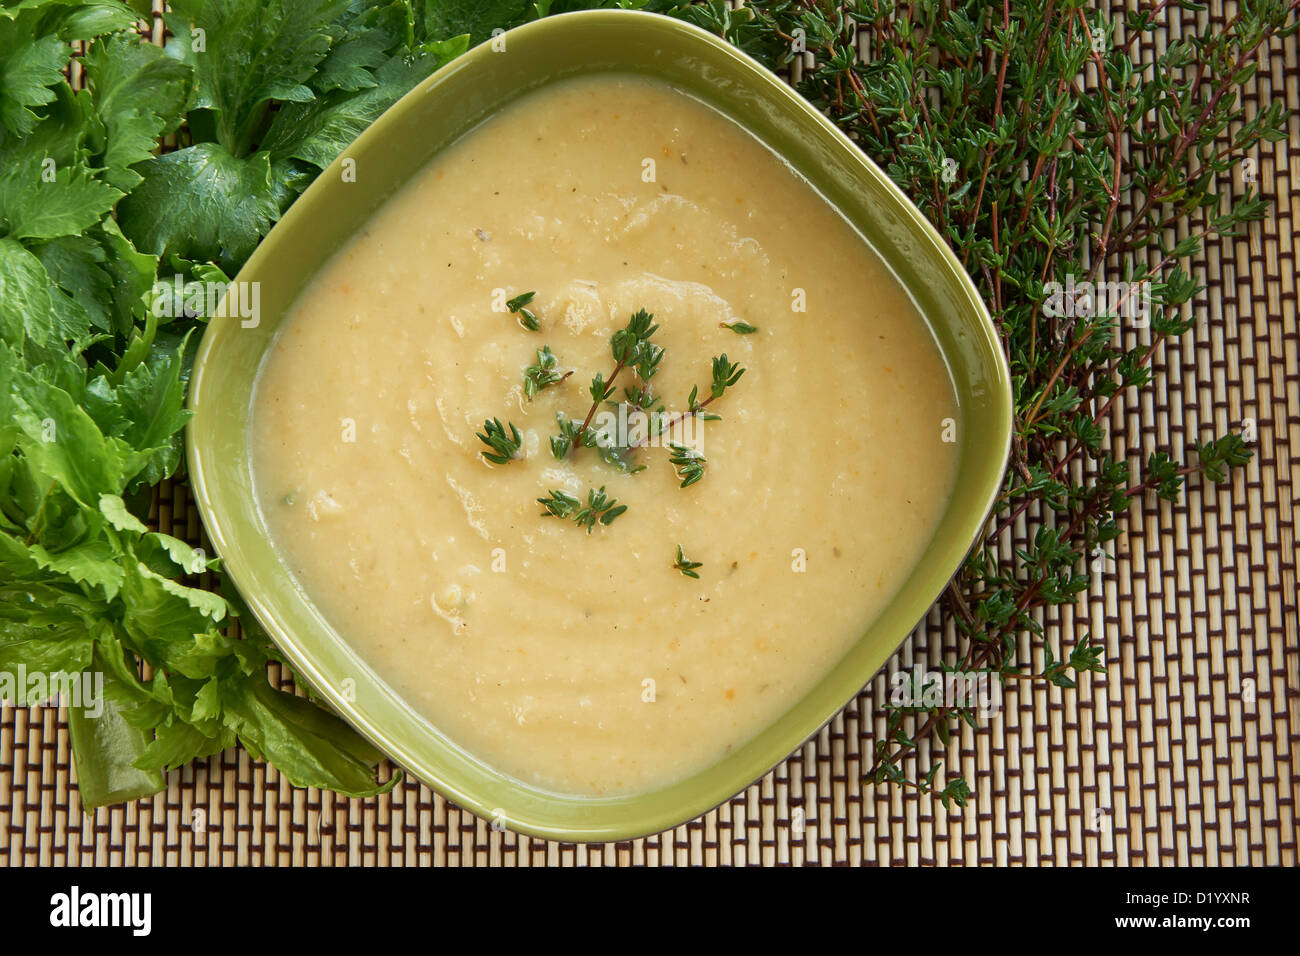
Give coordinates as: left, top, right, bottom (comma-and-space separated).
1, 3, 1296, 867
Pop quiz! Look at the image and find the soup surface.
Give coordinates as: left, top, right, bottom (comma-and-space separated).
251, 74, 959, 795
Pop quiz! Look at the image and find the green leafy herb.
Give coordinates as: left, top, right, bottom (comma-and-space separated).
1192, 433, 1253, 484
0, 0, 406, 810
476, 417, 523, 464
623, 381, 663, 413
536, 487, 580, 517
610, 307, 659, 364
118, 144, 281, 272
1041, 634, 1108, 690
667, 442, 707, 488
672, 544, 703, 579
589, 408, 646, 474
622, 323, 664, 411
558, 308, 660, 456
118, 0, 468, 273
683, 354, 744, 419
423, 0, 533, 44
721, 320, 758, 334
0, 0, 493, 809
630, 337, 664, 381
588, 371, 613, 404
633, 353, 746, 447
507, 290, 539, 331
550, 410, 593, 459
538, 485, 627, 532
523, 344, 570, 399
706, 354, 745, 400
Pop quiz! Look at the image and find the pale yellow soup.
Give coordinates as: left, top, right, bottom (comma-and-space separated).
250, 75, 959, 796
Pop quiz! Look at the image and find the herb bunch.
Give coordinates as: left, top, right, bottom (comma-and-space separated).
0, 0, 497, 810
671, 0, 1295, 807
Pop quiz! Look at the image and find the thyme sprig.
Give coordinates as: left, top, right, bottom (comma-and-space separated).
523, 345, 571, 399
631, 353, 745, 448
674, 0, 1293, 804
623, 381, 665, 412
538, 486, 628, 532
560, 309, 661, 455
667, 442, 707, 488
550, 411, 595, 459
550, 408, 645, 473
476, 417, 523, 465
507, 290, 539, 331
673, 544, 704, 578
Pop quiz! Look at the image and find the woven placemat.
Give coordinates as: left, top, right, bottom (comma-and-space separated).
2, 3, 1296, 867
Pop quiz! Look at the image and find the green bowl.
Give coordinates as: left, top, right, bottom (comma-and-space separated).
187, 9, 1012, 841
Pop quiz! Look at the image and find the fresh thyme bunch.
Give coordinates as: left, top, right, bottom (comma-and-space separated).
666, 0, 1296, 806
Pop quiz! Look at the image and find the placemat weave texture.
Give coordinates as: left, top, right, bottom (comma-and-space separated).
1, 2, 1296, 866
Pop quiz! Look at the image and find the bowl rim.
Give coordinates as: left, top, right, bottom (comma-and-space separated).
187, 8, 1013, 841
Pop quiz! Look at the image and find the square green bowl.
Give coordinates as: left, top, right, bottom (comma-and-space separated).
187, 9, 1012, 841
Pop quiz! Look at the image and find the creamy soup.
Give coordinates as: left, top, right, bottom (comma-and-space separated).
251, 75, 959, 795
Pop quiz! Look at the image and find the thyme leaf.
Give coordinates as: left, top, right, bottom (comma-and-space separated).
476, 417, 522, 465
523, 345, 571, 399
673, 544, 703, 579
507, 290, 539, 331
667, 442, 707, 488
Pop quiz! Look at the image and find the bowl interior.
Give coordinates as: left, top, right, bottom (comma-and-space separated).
187, 10, 1011, 841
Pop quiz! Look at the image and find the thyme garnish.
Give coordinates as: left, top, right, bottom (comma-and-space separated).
537, 488, 579, 517
559, 308, 660, 454
673, 544, 703, 579
623, 382, 664, 413
551, 409, 644, 473
522, 305, 746, 526
538, 485, 628, 532
631, 354, 745, 448
523, 345, 571, 399
476, 417, 522, 465
550, 411, 593, 459
507, 290, 539, 331
700, 354, 745, 406
667, 442, 707, 488
721, 320, 759, 334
